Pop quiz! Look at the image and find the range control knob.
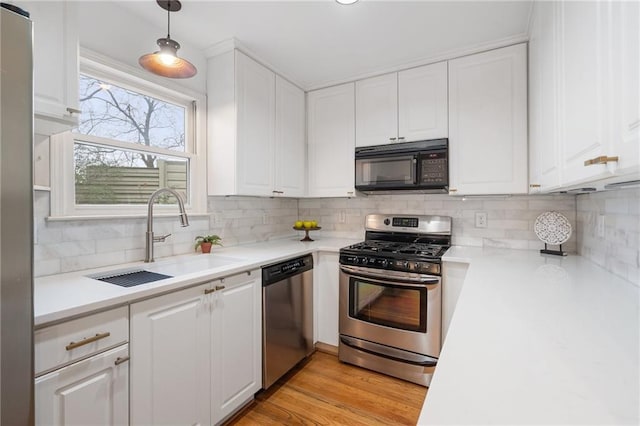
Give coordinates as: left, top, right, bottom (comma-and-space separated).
381, 259, 389, 268
360, 257, 368, 264
414, 262, 422, 271
402, 261, 410, 269
384, 218, 391, 226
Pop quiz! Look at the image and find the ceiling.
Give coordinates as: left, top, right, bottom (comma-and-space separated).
118, 0, 533, 90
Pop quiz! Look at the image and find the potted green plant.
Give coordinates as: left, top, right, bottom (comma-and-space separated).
194, 235, 222, 254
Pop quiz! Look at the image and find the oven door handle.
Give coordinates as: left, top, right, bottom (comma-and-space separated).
339, 265, 440, 286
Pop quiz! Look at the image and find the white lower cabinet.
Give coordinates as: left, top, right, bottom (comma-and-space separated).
211, 271, 262, 424
131, 270, 261, 426
36, 344, 129, 426
314, 252, 340, 347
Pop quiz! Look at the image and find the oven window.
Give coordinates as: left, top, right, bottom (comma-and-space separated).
355, 155, 416, 186
348, 278, 427, 332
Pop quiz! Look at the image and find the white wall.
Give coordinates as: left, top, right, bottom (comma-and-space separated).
76, 1, 207, 93
576, 188, 640, 286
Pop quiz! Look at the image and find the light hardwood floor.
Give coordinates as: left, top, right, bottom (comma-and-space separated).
227, 351, 428, 425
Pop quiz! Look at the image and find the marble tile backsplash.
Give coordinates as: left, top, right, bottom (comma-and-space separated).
298, 194, 578, 251
576, 188, 640, 285
35, 188, 639, 285
34, 192, 298, 277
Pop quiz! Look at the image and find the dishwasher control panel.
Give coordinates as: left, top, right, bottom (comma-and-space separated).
262, 255, 313, 286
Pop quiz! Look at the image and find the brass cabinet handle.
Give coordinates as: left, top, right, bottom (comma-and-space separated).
584, 155, 619, 166
66, 107, 82, 115
215, 285, 226, 291
398, 137, 405, 140
530, 184, 541, 188
66, 332, 111, 351
389, 137, 397, 141
204, 288, 216, 295
347, 191, 354, 196
449, 188, 457, 192
272, 190, 284, 194
114, 356, 130, 366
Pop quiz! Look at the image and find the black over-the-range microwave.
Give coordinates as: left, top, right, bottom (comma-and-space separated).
354, 138, 448, 193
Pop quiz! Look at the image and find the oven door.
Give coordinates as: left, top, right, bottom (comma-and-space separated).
339, 265, 441, 357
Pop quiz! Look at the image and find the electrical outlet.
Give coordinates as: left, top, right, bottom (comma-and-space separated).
475, 212, 488, 228
262, 214, 268, 225
597, 215, 606, 238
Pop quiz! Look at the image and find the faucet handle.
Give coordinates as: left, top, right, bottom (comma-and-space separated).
154, 233, 172, 242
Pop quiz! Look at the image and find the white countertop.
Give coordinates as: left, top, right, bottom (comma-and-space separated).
419, 246, 640, 425
34, 236, 358, 327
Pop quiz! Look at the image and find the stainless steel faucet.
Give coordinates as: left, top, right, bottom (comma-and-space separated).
145, 188, 190, 263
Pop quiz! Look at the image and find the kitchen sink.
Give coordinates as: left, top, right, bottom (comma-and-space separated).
88, 255, 244, 288
92, 270, 173, 287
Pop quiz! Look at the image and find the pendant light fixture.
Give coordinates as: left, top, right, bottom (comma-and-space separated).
139, 0, 197, 79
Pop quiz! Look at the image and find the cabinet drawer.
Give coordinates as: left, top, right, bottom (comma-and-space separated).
35, 306, 128, 376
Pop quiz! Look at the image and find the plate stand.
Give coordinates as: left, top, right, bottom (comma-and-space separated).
540, 243, 567, 257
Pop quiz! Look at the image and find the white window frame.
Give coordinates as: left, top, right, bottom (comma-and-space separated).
51, 54, 207, 218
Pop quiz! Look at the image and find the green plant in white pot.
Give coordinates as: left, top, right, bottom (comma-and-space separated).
194, 235, 222, 254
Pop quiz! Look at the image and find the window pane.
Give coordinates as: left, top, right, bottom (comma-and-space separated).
74, 142, 189, 205
75, 74, 186, 152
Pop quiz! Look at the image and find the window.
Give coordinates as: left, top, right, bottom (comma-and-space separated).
51, 56, 206, 217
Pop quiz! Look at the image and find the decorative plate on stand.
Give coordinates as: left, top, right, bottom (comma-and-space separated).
534, 211, 572, 256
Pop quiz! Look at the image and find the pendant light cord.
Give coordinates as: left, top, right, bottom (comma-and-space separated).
166, 1, 171, 39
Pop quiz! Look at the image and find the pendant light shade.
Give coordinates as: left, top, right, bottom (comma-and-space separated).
139, 0, 197, 79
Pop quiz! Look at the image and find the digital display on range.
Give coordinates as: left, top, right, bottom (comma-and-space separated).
392, 217, 419, 228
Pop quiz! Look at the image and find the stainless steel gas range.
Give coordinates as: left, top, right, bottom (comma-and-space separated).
338, 214, 452, 386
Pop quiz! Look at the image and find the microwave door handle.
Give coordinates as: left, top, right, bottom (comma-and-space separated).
413, 155, 419, 184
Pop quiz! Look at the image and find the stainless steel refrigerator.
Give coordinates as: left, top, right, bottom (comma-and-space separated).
1, 3, 35, 425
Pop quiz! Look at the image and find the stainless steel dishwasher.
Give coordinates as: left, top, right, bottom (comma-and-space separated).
262, 254, 313, 389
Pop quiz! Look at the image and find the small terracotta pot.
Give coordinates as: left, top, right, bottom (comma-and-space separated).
200, 242, 212, 253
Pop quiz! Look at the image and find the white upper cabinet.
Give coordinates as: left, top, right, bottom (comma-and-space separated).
275, 76, 306, 197
236, 51, 276, 196
557, 1, 610, 186
13, 0, 80, 135
609, 0, 639, 176
208, 50, 305, 197
356, 73, 398, 146
355, 62, 448, 147
528, 0, 561, 193
528, 1, 639, 191
448, 43, 528, 195
398, 62, 448, 142
307, 83, 356, 197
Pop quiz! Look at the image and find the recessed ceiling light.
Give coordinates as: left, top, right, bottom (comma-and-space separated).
336, 0, 359, 5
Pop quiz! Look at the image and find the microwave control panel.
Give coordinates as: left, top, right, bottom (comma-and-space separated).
420, 152, 448, 184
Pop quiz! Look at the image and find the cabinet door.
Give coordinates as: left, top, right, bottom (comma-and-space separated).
14, 0, 79, 133
448, 43, 528, 195
307, 83, 356, 197
211, 271, 262, 424
274, 76, 306, 197
35, 345, 128, 426
398, 62, 448, 142
355, 73, 398, 147
610, 0, 639, 175
528, 1, 562, 193
236, 51, 276, 196
130, 284, 211, 426
558, 1, 611, 185
315, 252, 340, 347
